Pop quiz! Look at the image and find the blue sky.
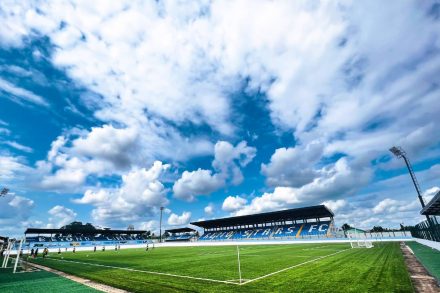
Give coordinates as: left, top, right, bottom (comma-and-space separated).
1, 0, 440, 236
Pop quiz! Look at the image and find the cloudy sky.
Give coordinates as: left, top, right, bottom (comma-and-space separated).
1, 0, 439, 236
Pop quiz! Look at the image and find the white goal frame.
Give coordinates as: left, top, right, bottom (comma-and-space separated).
348, 233, 373, 249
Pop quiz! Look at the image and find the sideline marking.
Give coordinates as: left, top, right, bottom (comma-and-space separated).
43, 257, 240, 285
240, 248, 350, 285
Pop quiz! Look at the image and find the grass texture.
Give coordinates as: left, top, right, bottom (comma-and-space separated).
0, 265, 98, 293
24, 242, 412, 293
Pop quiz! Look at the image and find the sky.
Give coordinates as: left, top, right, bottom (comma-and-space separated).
0, 0, 440, 237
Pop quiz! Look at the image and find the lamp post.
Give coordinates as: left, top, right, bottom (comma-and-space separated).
389, 146, 439, 241
159, 206, 164, 243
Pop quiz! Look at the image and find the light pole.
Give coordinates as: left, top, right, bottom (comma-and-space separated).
389, 146, 439, 241
159, 206, 164, 243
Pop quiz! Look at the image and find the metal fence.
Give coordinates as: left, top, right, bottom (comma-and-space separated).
411, 216, 440, 242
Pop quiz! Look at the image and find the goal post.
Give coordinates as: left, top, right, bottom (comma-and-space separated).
348, 233, 373, 249
2, 240, 14, 268
13, 238, 25, 273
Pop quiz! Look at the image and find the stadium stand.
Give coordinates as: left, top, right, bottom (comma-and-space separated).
413, 190, 440, 242
23, 222, 150, 249
164, 228, 197, 242
192, 205, 335, 241
421, 189, 440, 216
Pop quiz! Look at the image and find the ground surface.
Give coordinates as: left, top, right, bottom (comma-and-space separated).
23, 242, 412, 293
401, 243, 439, 293
406, 241, 440, 281
0, 265, 98, 293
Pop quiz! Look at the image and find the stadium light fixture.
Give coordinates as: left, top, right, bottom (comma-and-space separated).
0, 187, 9, 197
389, 146, 405, 158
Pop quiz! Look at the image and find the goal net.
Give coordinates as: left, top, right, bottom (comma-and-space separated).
348, 233, 373, 249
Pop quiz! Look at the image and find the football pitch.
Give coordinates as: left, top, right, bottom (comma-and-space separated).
29, 242, 412, 293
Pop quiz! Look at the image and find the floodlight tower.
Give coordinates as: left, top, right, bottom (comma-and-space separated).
159, 206, 164, 243
389, 147, 425, 208
0, 187, 9, 197
389, 146, 439, 241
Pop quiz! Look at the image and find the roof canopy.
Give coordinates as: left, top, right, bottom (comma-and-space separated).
421, 190, 440, 215
24, 228, 147, 235
191, 205, 333, 229
165, 227, 196, 233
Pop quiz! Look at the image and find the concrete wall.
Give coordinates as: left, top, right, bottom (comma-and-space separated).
414, 238, 440, 251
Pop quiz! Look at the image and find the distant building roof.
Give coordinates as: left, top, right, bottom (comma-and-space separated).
191, 205, 333, 229
421, 190, 440, 215
346, 228, 366, 233
165, 227, 196, 233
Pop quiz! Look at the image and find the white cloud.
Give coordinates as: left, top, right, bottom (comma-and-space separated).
3, 141, 33, 153
0, 193, 34, 236
167, 211, 191, 226
229, 158, 371, 216
423, 186, 439, 203
204, 203, 215, 216
0, 77, 49, 107
140, 220, 159, 235
0, 155, 30, 182
173, 140, 256, 201
1, 2, 438, 162
321, 199, 347, 213
261, 141, 323, 187
34, 123, 213, 192
372, 198, 420, 215
1, 1, 439, 229
173, 169, 224, 201
47, 205, 77, 228
0, 194, 34, 221
212, 141, 256, 185
75, 161, 169, 226
222, 196, 247, 213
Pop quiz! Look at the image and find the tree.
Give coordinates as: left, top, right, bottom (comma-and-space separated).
371, 226, 384, 232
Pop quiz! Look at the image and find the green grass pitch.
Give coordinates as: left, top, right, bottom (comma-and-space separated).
0, 266, 98, 293
27, 242, 412, 293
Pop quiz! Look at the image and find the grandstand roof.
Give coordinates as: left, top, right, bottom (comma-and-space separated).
24, 228, 147, 235
165, 228, 196, 233
421, 189, 440, 215
191, 205, 333, 229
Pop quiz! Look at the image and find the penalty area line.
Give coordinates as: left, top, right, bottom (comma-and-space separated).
44, 257, 240, 285
240, 248, 350, 286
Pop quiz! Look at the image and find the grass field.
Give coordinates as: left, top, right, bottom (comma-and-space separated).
26, 242, 412, 293
0, 266, 98, 293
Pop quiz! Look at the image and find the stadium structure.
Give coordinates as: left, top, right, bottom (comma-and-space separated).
23, 222, 150, 251
192, 205, 335, 241
164, 228, 197, 242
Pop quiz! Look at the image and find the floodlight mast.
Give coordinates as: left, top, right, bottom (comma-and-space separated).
0, 187, 9, 197
159, 206, 164, 243
389, 147, 425, 208
389, 146, 439, 241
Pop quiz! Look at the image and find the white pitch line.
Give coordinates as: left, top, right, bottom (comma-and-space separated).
240, 248, 350, 285
44, 257, 240, 285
